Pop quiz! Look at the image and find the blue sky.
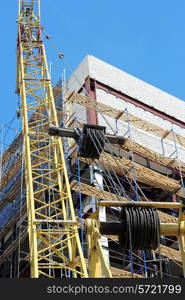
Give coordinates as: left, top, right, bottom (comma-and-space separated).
1, 0, 185, 142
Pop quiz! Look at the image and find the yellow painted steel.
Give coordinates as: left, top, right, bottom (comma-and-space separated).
86, 219, 112, 278
97, 200, 185, 275
16, 0, 88, 278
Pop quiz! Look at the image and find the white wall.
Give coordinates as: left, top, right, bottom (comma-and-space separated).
65, 55, 185, 162
96, 88, 185, 162
87, 56, 185, 123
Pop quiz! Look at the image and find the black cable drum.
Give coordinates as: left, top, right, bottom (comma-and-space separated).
78, 125, 106, 159
119, 206, 160, 251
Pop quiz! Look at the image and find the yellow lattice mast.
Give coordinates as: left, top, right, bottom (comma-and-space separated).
16, 0, 88, 278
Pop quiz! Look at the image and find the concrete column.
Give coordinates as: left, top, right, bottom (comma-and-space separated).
93, 166, 110, 266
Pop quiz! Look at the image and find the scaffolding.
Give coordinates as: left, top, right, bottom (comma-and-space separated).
63, 89, 185, 278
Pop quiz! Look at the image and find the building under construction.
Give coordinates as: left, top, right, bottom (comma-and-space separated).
0, 1, 185, 278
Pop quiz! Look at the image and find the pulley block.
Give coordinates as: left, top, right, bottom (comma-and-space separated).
78, 124, 106, 159
48, 125, 125, 160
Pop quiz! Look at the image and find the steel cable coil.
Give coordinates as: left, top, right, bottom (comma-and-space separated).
119, 206, 160, 251
79, 126, 105, 159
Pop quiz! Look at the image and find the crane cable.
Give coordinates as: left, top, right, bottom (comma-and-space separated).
41, 27, 156, 205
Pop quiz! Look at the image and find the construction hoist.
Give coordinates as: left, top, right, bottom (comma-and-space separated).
16, 0, 185, 278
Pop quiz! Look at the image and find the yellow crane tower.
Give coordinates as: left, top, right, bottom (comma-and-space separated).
16, 0, 88, 278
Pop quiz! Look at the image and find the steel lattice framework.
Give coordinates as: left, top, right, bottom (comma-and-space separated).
16, 0, 88, 278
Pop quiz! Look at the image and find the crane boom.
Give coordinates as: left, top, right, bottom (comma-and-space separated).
16, 0, 88, 278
